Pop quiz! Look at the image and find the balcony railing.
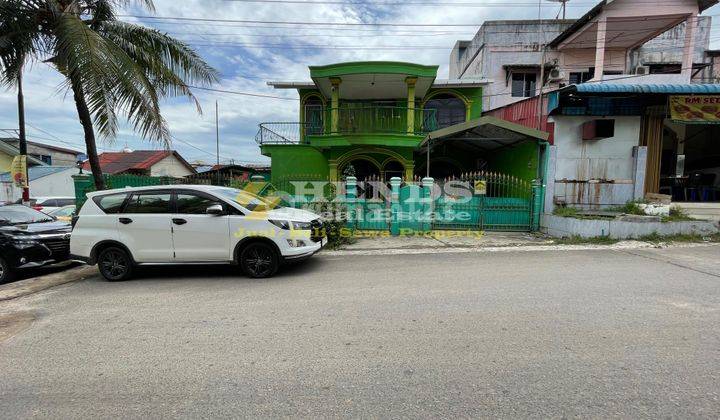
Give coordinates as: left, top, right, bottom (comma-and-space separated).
256, 106, 438, 145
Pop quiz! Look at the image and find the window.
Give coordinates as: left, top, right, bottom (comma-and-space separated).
176, 193, 222, 214
511, 73, 537, 97
57, 199, 76, 206
93, 193, 128, 214
304, 97, 324, 135
569, 68, 595, 85
424, 94, 466, 129
38, 199, 58, 207
123, 192, 171, 214
32, 154, 52, 165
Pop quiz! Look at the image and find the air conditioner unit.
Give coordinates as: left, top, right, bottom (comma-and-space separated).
548, 68, 565, 81
635, 65, 650, 75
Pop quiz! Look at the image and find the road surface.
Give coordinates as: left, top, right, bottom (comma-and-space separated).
1, 245, 719, 418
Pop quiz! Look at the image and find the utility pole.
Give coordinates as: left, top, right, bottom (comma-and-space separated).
215, 100, 220, 185
17, 71, 30, 204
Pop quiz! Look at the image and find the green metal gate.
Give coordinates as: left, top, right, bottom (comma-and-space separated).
432, 172, 534, 231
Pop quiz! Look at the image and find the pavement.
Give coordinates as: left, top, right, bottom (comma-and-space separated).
1, 245, 719, 418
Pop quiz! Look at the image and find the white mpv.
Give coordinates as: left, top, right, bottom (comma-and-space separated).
70, 185, 325, 280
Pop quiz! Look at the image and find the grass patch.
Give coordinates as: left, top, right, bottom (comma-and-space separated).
553, 206, 580, 218
637, 232, 720, 244
553, 235, 619, 245
608, 200, 646, 215
661, 206, 697, 222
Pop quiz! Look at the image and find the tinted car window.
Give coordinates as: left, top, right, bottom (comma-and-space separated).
39, 199, 57, 207
0, 205, 54, 225
176, 193, 221, 214
57, 199, 76, 206
123, 193, 171, 214
94, 193, 128, 214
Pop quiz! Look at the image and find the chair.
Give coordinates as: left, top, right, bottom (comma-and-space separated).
686, 172, 703, 202
700, 174, 717, 202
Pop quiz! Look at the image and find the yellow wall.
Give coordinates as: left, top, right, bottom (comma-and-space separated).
0, 151, 14, 173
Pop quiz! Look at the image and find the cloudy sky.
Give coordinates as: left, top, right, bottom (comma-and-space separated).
1, 0, 719, 166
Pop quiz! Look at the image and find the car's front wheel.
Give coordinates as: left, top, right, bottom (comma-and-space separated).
0, 256, 16, 284
239, 242, 279, 278
97, 247, 133, 281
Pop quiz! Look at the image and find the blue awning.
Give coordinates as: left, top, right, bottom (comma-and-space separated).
569, 84, 720, 94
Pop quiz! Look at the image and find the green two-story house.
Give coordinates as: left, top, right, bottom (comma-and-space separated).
256, 61, 547, 185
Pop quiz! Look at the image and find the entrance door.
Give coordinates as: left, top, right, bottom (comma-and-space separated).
171, 191, 231, 261
116, 191, 174, 262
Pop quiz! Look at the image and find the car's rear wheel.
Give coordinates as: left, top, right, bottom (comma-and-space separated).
97, 247, 133, 281
240, 242, 279, 278
0, 256, 16, 284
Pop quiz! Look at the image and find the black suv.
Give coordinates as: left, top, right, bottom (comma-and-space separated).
0, 205, 72, 283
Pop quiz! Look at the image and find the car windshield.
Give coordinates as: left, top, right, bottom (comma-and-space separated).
212, 187, 283, 212
49, 206, 75, 217
0, 205, 54, 225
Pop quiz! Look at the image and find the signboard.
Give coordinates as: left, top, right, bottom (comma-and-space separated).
473, 180, 487, 195
669, 95, 720, 123
11, 155, 27, 187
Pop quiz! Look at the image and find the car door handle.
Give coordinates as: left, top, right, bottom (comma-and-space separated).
172, 218, 187, 225
119, 217, 133, 225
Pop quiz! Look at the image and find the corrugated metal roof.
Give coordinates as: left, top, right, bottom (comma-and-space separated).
0, 166, 74, 183
571, 84, 720, 94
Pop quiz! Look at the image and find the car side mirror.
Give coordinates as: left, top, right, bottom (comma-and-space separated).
206, 204, 224, 215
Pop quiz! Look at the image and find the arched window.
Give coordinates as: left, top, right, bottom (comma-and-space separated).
303, 96, 324, 135
424, 94, 466, 129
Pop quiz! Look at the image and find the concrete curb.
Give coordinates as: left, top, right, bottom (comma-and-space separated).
321, 241, 720, 257
0, 265, 98, 302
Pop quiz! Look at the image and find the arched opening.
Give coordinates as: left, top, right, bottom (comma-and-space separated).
424, 93, 466, 129
303, 95, 324, 135
340, 158, 381, 182
382, 160, 405, 181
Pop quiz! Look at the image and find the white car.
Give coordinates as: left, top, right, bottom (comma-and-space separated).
31, 197, 76, 213
70, 185, 325, 280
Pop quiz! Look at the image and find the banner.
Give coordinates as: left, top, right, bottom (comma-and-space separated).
669, 95, 720, 123
11, 155, 27, 188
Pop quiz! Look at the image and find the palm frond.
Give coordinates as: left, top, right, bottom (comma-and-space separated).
100, 21, 219, 113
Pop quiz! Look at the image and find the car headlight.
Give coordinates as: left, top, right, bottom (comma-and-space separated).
268, 219, 290, 230
292, 221, 312, 230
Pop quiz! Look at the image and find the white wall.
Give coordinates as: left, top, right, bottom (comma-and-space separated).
150, 155, 194, 177
551, 116, 643, 208
0, 168, 84, 202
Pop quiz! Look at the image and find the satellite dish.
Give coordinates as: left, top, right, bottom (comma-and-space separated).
546, 0, 570, 19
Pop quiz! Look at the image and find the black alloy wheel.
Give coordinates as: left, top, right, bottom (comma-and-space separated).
240, 242, 279, 278
97, 247, 133, 281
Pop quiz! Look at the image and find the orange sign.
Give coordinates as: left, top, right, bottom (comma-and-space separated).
669, 95, 720, 123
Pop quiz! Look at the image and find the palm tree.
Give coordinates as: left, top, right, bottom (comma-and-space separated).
0, 0, 219, 190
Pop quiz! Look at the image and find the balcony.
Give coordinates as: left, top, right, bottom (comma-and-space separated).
256, 106, 437, 145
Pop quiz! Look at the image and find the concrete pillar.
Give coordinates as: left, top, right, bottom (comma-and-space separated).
543, 145, 557, 214
345, 176, 357, 229
330, 77, 341, 133
681, 14, 697, 80
390, 177, 401, 236
329, 162, 338, 182
421, 177, 434, 232
633, 146, 648, 201
404, 162, 414, 182
593, 17, 607, 80
405, 77, 417, 134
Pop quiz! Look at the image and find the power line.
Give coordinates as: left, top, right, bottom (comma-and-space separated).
187, 85, 297, 100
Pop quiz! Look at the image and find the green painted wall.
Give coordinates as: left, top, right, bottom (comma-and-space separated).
261, 145, 329, 182
487, 140, 539, 182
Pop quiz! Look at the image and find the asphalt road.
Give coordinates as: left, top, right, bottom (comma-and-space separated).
1, 245, 719, 418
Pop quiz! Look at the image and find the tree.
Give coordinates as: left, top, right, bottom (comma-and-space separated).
0, 0, 219, 190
